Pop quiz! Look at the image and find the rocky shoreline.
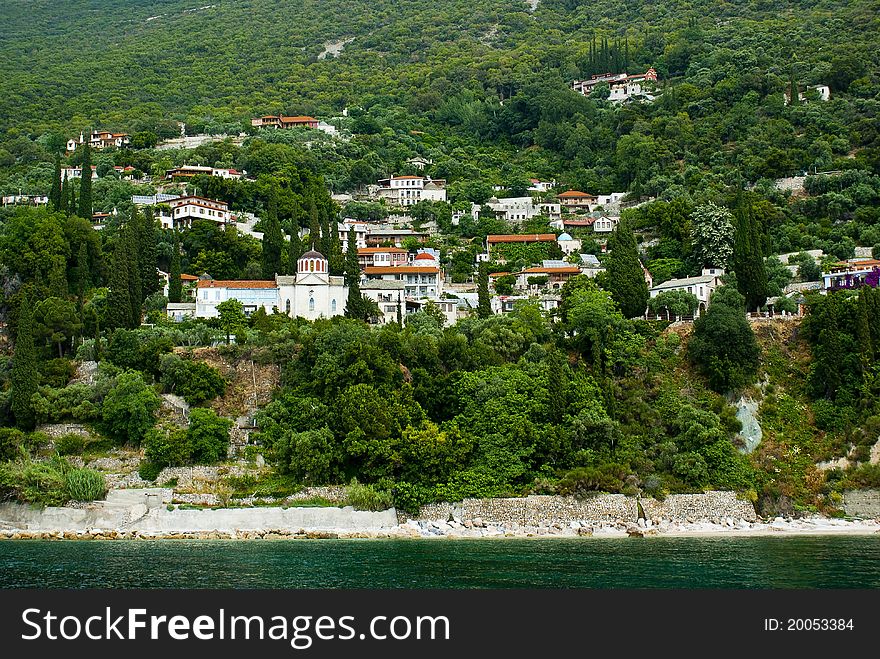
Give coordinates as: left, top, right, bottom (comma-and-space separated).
2, 515, 878, 541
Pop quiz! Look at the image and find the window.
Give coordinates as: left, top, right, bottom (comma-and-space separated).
309, 298, 315, 312
285, 299, 291, 314
331, 299, 337, 312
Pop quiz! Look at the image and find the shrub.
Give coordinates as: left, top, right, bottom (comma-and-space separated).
55, 433, 87, 456
159, 354, 227, 405
138, 461, 163, 482
345, 479, 393, 511
0, 456, 69, 506
101, 371, 161, 445
557, 464, 629, 497
392, 481, 431, 516
143, 426, 191, 469
0, 428, 25, 461
64, 468, 106, 501
187, 408, 232, 463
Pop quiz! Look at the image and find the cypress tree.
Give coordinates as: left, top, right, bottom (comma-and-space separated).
261, 201, 283, 279
67, 181, 76, 218
168, 230, 183, 303
106, 231, 133, 329
789, 66, 799, 105
59, 175, 69, 215
327, 219, 344, 276
308, 198, 320, 250
124, 220, 142, 327
76, 242, 90, 308
137, 208, 159, 298
11, 292, 39, 430
732, 201, 768, 311
605, 219, 649, 318
288, 223, 303, 275
50, 155, 62, 210
78, 144, 92, 219
477, 262, 492, 319
344, 227, 363, 320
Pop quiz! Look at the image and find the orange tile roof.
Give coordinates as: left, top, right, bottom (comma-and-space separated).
558, 190, 595, 198
180, 274, 199, 281
358, 247, 409, 254
281, 116, 317, 122
487, 234, 556, 243
519, 266, 581, 274
197, 280, 277, 289
489, 272, 511, 277
392, 175, 424, 179
365, 266, 439, 275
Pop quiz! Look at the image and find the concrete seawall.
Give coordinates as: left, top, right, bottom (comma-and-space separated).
0, 489, 398, 535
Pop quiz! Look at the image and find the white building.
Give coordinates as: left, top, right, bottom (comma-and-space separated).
592, 216, 619, 233
361, 280, 405, 325
338, 220, 369, 250
476, 197, 562, 224
61, 165, 98, 181
67, 131, 131, 152
194, 250, 347, 321
166, 165, 243, 180
528, 179, 556, 193
648, 267, 725, 316
572, 68, 659, 104
376, 176, 447, 206
556, 232, 582, 255
364, 252, 442, 299
166, 196, 232, 229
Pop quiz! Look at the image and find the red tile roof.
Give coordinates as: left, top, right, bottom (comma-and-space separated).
558, 190, 595, 198
414, 252, 436, 260
197, 280, 277, 289
487, 234, 556, 243
358, 247, 409, 254
366, 266, 439, 275
519, 266, 581, 274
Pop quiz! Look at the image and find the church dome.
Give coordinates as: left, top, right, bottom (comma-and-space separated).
414, 252, 435, 260
298, 249, 328, 274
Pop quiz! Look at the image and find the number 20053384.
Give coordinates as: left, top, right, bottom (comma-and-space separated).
764, 618, 854, 631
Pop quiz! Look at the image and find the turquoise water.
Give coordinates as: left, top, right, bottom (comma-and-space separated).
1, 536, 878, 588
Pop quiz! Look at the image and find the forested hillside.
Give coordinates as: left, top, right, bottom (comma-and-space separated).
1, 0, 878, 193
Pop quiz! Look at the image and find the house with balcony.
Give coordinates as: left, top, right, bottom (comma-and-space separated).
357, 247, 410, 270
165, 196, 232, 229
648, 267, 725, 316
67, 131, 130, 152
515, 260, 582, 291
557, 190, 597, 211
166, 165, 243, 180
364, 252, 441, 299
251, 115, 319, 129
376, 176, 447, 207
822, 259, 880, 291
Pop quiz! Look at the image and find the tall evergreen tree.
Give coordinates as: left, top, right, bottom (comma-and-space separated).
732, 201, 768, 311
168, 230, 183, 303
59, 175, 69, 215
307, 198, 320, 250
124, 220, 142, 327
78, 144, 92, 219
344, 227, 363, 320
477, 262, 492, 318
50, 154, 62, 210
137, 208, 159, 299
11, 292, 39, 430
327, 219, 344, 276
106, 230, 133, 329
261, 201, 283, 279
605, 219, 649, 318
76, 242, 90, 308
287, 222, 303, 275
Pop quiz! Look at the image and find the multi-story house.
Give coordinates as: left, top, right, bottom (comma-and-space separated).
376, 176, 447, 206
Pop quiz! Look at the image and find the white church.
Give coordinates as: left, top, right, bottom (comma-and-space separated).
194, 249, 348, 321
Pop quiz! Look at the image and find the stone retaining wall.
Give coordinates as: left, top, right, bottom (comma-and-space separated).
842, 490, 880, 518
414, 492, 756, 524
640, 491, 757, 523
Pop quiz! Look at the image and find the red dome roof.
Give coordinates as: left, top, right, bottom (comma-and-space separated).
414, 252, 435, 260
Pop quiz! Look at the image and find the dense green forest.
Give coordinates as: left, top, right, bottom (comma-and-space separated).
0, 0, 879, 513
